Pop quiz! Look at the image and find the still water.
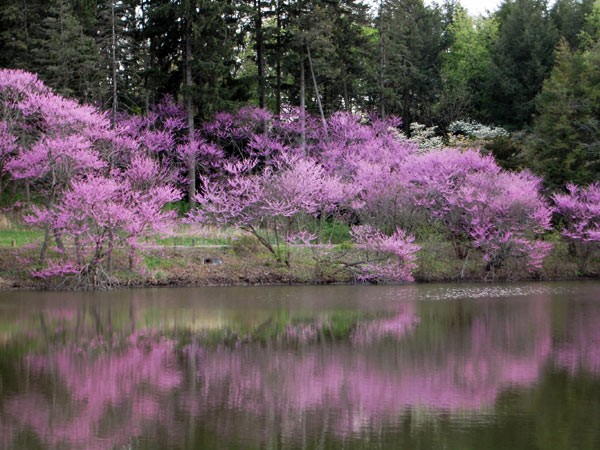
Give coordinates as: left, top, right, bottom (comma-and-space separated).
1, 282, 600, 450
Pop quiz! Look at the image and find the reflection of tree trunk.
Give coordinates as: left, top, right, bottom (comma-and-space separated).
75, 306, 84, 339
129, 300, 136, 334
301, 410, 307, 450
39, 311, 49, 343
107, 306, 113, 342
318, 412, 329, 450
91, 306, 103, 335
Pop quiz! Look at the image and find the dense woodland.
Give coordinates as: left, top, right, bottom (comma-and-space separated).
2, 0, 600, 187
1, 0, 600, 287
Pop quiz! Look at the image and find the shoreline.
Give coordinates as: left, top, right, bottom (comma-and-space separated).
1, 243, 598, 291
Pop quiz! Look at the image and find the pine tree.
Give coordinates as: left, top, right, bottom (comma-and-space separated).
31, 0, 101, 102
550, 0, 596, 49
0, 0, 50, 72
377, 0, 445, 127
527, 40, 600, 188
486, 0, 558, 128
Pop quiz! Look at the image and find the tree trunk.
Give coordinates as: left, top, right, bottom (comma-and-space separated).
342, 63, 350, 110
39, 226, 50, 263
306, 43, 327, 135
300, 47, 306, 152
378, 1, 386, 118
255, 0, 265, 108
185, 0, 196, 208
141, 0, 151, 114
275, 0, 282, 115
53, 228, 65, 252
110, 0, 118, 126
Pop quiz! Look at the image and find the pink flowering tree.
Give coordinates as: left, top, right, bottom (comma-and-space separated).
31, 160, 180, 288
0, 70, 105, 191
309, 113, 410, 179
350, 225, 420, 283
294, 112, 419, 234
450, 170, 553, 274
117, 97, 186, 186
399, 149, 553, 275
0, 70, 181, 287
202, 107, 286, 162
191, 155, 349, 266
553, 183, 600, 272
1, 69, 111, 261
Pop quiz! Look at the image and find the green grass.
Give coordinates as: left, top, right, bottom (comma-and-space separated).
318, 220, 352, 244
0, 228, 230, 248
154, 235, 230, 247
143, 254, 186, 270
0, 229, 43, 247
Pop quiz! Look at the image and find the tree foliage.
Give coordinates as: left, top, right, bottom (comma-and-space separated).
3, 0, 600, 285
527, 39, 600, 188
487, 0, 558, 128
553, 182, 600, 272
0, 69, 181, 287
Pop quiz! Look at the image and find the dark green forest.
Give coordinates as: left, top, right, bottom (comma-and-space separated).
2, 0, 600, 189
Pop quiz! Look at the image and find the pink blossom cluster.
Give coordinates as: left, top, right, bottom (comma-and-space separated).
390, 149, 553, 272
553, 183, 600, 243
351, 225, 420, 282
0, 69, 181, 282
193, 109, 554, 278
0, 69, 575, 282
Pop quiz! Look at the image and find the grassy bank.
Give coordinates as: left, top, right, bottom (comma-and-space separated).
0, 225, 597, 290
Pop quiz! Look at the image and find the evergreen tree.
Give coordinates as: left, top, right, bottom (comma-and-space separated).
0, 0, 50, 72
550, 0, 595, 49
377, 0, 445, 127
527, 40, 600, 188
579, 0, 600, 48
486, 0, 558, 128
32, 0, 101, 102
96, 0, 145, 119
301, 0, 373, 113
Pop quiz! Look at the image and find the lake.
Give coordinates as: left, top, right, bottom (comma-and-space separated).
1, 281, 599, 450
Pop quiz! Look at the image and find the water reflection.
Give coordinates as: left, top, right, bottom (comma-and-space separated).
4, 337, 180, 450
1, 283, 600, 450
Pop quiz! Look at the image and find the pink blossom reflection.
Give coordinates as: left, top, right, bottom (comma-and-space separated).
181, 297, 553, 438
554, 304, 600, 374
4, 336, 181, 450
3, 292, 600, 448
